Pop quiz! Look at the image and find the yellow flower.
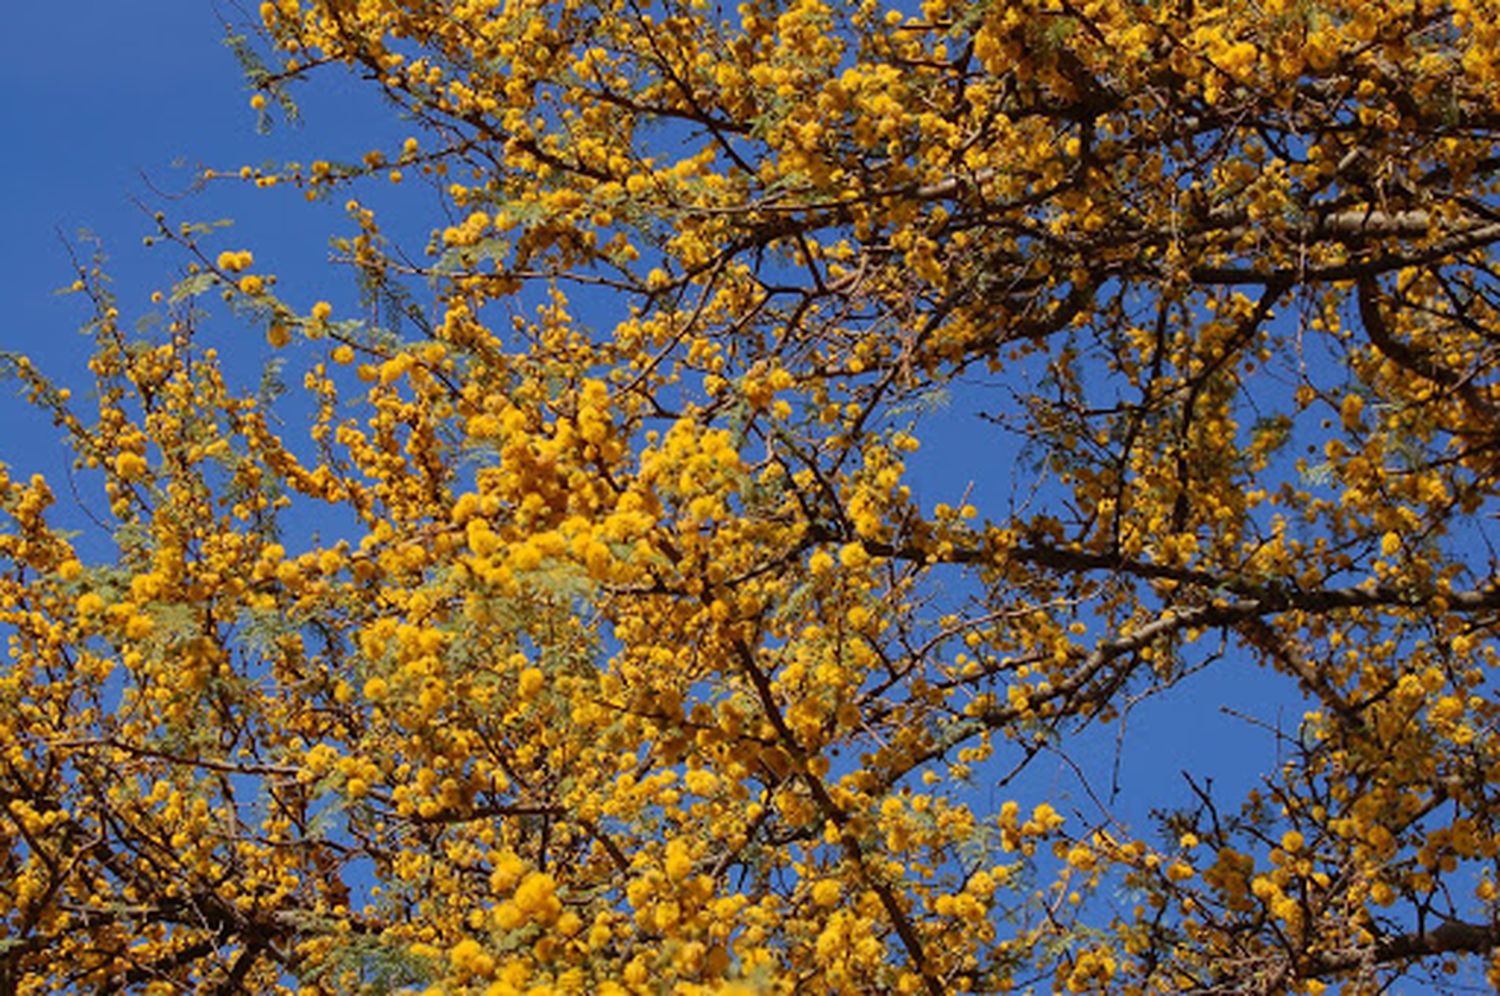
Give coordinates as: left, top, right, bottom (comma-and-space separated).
664, 838, 693, 881
490, 851, 527, 893
1065, 844, 1096, 871
115, 452, 148, 480
839, 542, 869, 569
517, 667, 545, 699
512, 871, 559, 922
217, 250, 253, 272
1380, 531, 1401, 558
1340, 392, 1364, 430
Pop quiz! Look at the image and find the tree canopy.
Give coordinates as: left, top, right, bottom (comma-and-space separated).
6, 0, 1500, 991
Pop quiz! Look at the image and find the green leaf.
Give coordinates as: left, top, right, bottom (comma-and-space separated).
169, 272, 217, 303
179, 218, 235, 236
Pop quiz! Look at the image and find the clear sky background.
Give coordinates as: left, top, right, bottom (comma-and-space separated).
0, 1, 1309, 853
1, 1, 417, 475
2, 2, 241, 375
2, 3, 291, 460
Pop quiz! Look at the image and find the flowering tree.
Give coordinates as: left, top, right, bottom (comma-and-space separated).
6, 0, 1500, 991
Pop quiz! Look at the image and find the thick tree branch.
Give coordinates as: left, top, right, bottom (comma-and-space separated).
1305, 919, 1500, 977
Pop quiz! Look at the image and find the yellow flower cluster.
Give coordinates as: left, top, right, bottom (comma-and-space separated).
9, 0, 1500, 991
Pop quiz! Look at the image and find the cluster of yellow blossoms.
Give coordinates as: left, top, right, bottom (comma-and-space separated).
7, 0, 1500, 991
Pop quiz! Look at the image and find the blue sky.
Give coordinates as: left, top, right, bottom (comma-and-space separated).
3, 3, 287, 467
0, 0, 1311, 852
0, 2, 427, 546
0, 2, 418, 461
3, 3, 231, 364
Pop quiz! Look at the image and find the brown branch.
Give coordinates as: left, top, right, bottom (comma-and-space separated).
729, 634, 945, 996
1357, 275, 1500, 421
896, 574, 1500, 775
1191, 223, 1500, 286
50, 738, 299, 778
854, 533, 1500, 619
1304, 919, 1500, 977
